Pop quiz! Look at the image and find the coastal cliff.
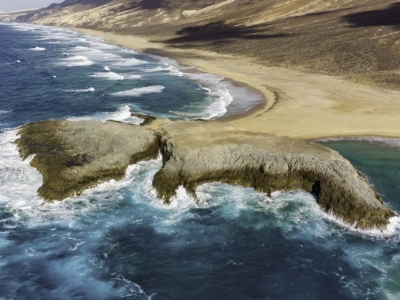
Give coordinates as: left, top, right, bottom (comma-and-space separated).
15, 118, 396, 230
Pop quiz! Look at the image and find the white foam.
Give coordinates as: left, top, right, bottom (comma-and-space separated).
89, 42, 118, 50
104, 66, 111, 71
148, 53, 264, 119
323, 212, 400, 238
63, 87, 95, 93
111, 86, 165, 97
67, 105, 144, 125
59, 55, 94, 67
91, 72, 124, 81
71, 46, 121, 61
112, 58, 148, 67
141, 64, 184, 76
0, 110, 11, 115
124, 74, 142, 80
0, 130, 44, 220
169, 73, 233, 120
29, 47, 46, 51
140, 66, 168, 73
16, 60, 20, 63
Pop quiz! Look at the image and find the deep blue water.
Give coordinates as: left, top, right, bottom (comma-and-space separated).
1, 23, 400, 300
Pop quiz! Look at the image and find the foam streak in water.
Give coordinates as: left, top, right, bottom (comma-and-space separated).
63, 87, 95, 93
91, 72, 124, 81
59, 55, 94, 67
29, 47, 46, 51
111, 86, 165, 97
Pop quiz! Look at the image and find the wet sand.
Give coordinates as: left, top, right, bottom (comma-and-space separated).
76, 28, 400, 140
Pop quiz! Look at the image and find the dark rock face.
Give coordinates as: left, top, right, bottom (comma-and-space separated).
152, 121, 395, 230
14, 119, 396, 230
15, 119, 160, 200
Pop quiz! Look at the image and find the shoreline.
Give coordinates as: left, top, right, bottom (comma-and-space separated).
40, 27, 399, 140
73, 28, 275, 119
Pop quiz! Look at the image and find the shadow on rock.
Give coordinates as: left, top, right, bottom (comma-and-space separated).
164, 21, 290, 47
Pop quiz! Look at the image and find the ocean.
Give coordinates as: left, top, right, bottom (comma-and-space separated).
1, 22, 400, 300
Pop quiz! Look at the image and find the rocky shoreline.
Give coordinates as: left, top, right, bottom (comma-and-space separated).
15, 118, 396, 230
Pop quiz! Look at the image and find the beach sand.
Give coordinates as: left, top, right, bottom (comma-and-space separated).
77, 29, 400, 140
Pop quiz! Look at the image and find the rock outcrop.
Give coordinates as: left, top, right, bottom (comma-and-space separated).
15, 118, 396, 230
152, 121, 395, 230
15, 119, 160, 200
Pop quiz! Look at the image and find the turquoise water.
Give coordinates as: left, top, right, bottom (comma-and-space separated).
323, 140, 400, 212
1, 22, 400, 300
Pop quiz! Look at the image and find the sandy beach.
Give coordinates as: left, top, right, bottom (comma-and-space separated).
77, 29, 400, 140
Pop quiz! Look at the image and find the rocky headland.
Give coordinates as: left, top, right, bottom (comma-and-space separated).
15, 118, 396, 230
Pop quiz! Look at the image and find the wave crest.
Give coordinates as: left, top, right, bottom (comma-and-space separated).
111, 86, 165, 97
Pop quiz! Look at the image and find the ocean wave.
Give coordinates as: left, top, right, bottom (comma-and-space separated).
323, 211, 400, 238
112, 58, 148, 67
104, 66, 111, 71
141, 55, 235, 119
0, 130, 44, 222
124, 74, 142, 80
0, 110, 11, 115
63, 87, 95, 93
67, 105, 144, 125
7, 24, 36, 32
89, 41, 117, 50
111, 86, 165, 97
147, 54, 263, 119
29, 47, 46, 51
194, 183, 400, 239
91, 72, 124, 81
140, 64, 184, 76
71, 46, 121, 61
140, 66, 169, 73
169, 73, 233, 120
59, 55, 94, 67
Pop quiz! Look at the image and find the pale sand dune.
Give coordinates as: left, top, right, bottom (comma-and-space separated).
77, 28, 400, 140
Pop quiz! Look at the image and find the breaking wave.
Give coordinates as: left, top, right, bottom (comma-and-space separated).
111, 86, 165, 97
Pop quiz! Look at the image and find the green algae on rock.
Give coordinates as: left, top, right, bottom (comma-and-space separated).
15, 119, 160, 200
